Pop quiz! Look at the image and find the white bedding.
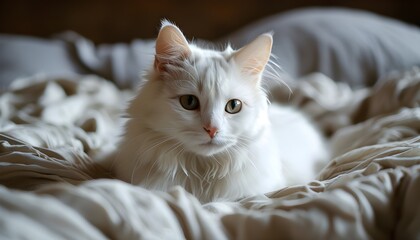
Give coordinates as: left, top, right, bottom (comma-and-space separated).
0, 69, 419, 239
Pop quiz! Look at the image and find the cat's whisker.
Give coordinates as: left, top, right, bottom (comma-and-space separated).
133, 135, 177, 184
189, 162, 202, 180
173, 144, 186, 165
160, 142, 189, 180
224, 147, 234, 165
142, 154, 160, 185
110, 134, 145, 170
179, 161, 189, 177
230, 145, 259, 174
264, 69, 291, 92
165, 141, 185, 180
264, 56, 293, 97
144, 139, 180, 183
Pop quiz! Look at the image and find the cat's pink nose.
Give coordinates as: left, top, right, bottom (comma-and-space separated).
203, 126, 218, 138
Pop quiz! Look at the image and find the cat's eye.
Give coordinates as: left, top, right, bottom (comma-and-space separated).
225, 99, 242, 114
180, 95, 200, 110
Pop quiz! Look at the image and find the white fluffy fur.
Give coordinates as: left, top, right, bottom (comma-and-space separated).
110, 22, 328, 202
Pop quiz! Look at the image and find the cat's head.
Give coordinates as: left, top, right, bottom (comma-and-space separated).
132, 21, 273, 157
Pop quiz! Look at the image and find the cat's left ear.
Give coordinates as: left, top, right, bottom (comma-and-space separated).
232, 33, 272, 77
154, 21, 191, 72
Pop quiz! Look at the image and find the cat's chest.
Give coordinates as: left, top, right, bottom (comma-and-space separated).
145, 150, 281, 201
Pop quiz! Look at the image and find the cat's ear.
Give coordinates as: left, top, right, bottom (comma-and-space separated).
154, 21, 191, 72
232, 33, 272, 77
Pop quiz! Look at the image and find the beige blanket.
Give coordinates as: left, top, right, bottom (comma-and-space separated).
0, 70, 419, 239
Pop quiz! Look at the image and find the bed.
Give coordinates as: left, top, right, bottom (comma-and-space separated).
1, 8, 420, 239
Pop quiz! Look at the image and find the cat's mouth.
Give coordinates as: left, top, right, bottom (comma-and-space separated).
200, 136, 230, 146
193, 138, 234, 156
196, 144, 224, 156
199, 141, 221, 148
201, 139, 218, 145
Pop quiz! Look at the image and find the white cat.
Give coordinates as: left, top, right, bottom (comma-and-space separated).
109, 21, 328, 203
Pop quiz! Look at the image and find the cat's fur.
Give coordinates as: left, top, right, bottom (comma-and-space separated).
109, 21, 328, 203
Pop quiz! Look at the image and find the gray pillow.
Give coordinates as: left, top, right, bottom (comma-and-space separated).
223, 7, 420, 87
0, 34, 87, 91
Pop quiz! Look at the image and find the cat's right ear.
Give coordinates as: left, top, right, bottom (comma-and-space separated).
154, 21, 191, 72
232, 33, 273, 79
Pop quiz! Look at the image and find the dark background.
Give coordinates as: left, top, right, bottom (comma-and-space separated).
0, 0, 419, 43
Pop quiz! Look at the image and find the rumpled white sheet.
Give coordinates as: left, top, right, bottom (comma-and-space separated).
0, 69, 419, 239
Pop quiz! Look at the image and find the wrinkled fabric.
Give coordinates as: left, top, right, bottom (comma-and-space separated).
0, 69, 419, 239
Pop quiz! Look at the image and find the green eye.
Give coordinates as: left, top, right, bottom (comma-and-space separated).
225, 99, 242, 114
180, 95, 199, 110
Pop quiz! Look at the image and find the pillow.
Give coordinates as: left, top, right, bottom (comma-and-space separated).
223, 7, 420, 87
0, 34, 86, 90
0, 32, 155, 90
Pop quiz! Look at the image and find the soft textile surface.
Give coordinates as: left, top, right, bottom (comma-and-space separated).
224, 8, 420, 87
2, 8, 420, 89
0, 69, 420, 239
